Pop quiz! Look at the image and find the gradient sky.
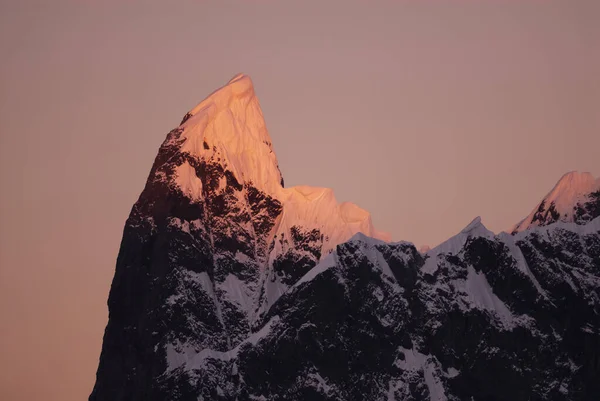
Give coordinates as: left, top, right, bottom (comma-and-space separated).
1, 1, 599, 400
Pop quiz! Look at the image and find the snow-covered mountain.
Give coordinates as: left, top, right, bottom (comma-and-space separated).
511, 171, 600, 233
90, 75, 600, 401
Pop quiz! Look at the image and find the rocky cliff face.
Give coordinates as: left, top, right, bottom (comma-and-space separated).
90, 76, 600, 401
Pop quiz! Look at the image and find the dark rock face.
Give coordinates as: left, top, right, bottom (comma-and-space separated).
575, 191, 600, 224
90, 124, 285, 401
91, 126, 600, 400
272, 226, 325, 286
529, 200, 561, 228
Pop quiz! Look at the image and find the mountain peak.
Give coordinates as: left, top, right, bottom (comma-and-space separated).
425, 216, 494, 259
553, 171, 596, 191
227, 72, 250, 84
177, 74, 283, 196
171, 75, 389, 251
511, 171, 600, 233
186, 73, 255, 118
461, 216, 484, 234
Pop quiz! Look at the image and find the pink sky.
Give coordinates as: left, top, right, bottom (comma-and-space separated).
1, 1, 599, 400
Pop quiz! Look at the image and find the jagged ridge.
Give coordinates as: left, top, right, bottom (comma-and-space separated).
90, 75, 600, 401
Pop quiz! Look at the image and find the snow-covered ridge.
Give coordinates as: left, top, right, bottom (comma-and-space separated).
422, 217, 494, 275
512, 171, 600, 233
271, 186, 390, 259
175, 74, 390, 249
258, 187, 390, 316
426, 216, 495, 259
513, 214, 600, 241
175, 161, 203, 202
422, 213, 599, 268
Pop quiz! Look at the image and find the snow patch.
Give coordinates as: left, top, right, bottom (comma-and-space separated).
218, 274, 254, 315
444, 367, 459, 378
186, 271, 215, 297
421, 254, 440, 275
463, 265, 515, 329
175, 161, 203, 201
395, 347, 447, 401
306, 372, 334, 396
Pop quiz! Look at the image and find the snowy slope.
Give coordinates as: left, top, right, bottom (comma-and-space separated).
178, 74, 284, 196
512, 171, 600, 233
176, 74, 388, 249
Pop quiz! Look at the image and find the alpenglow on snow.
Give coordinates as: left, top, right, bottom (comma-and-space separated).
91, 75, 600, 401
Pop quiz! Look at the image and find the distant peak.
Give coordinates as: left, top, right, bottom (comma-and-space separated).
511, 171, 600, 233
461, 216, 483, 233
460, 216, 495, 238
427, 216, 494, 258
543, 171, 598, 206
556, 171, 596, 187
418, 245, 431, 254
